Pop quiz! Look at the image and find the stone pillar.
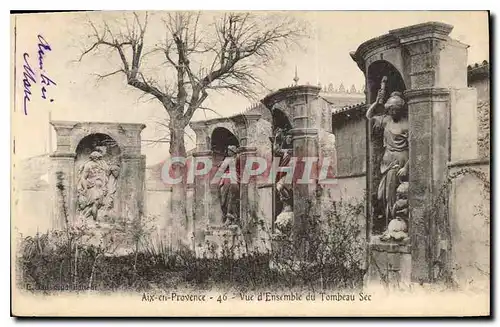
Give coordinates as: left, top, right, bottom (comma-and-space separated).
120, 154, 146, 220
289, 87, 321, 248
117, 123, 146, 222
291, 128, 319, 239
191, 150, 213, 243
396, 23, 464, 282
237, 146, 258, 250
351, 21, 474, 285
232, 113, 262, 249
50, 121, 77, 229
262, 85, 322, 259
404, 88, 451, 282
49, 152, 76, 229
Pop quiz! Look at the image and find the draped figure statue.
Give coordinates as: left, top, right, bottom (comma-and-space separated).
76, 150, 120, 221
217, 145, 241, 226
272, 127, 294, 235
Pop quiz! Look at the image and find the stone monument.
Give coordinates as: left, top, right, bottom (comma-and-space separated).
50, 121, 146, 229
351, 21, 479, 286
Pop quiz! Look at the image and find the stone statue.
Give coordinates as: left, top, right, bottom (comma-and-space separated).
272, 127, 294, 234
366, 80, 409, 237
76, 150, 119, 221
217, 145, 241, 226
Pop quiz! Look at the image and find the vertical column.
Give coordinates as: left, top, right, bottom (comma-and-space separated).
119, 124, 146, 222
233, 113, 262, 248
398, 27, 455, 282
405, 88, 450, 282
49, 152, 76, 229
290, 87, 321, 259
120, 154, 146, 221
291, 128, 319, 247
50, 121, 77, 229
237, 146, 258, 248
191, 150, 214, 240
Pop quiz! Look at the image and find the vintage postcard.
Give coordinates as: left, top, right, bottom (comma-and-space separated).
11, 10, 490, 317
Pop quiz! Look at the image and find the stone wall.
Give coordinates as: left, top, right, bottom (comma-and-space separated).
447, 162, 490, 289
14, 155, 51, 236
144, 161, 172, 237
331, 104, 367, 204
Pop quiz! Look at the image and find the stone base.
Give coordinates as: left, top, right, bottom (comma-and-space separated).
198, 225, 247, 258
61, 218, 136, 257
365, 235, 412, 290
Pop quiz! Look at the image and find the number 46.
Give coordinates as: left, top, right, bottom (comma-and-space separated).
217, 294, 227, 303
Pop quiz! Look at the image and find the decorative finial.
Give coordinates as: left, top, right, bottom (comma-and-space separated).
293, 66, 299, 86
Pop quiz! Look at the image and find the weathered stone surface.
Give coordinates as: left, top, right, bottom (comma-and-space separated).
50, 121, 146, 229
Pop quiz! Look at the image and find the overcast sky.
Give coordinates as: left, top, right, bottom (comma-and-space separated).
12, 11, 489, 165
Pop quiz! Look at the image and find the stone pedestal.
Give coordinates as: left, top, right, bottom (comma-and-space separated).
365, 237, 412, 289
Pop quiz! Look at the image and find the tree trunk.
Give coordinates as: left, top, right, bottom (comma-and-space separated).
168, 123, 188, 248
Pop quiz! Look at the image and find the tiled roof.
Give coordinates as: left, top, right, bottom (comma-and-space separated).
468, 60, 489, 82
333, 102, 367, 116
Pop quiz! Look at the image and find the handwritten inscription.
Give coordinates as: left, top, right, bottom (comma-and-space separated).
21, 34, 56, 115
22, 54, 36, 115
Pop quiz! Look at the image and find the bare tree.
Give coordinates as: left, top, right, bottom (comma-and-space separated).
79, 11, 306, 243
80, 11, 305, 157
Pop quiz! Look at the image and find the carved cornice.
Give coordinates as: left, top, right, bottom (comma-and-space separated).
261, 85, 321, 110
50, 120, 78, 131
238, 146, 257, 155
122, 154, 146, 160
191, 150, 213, 157
189, 120, 210, 131
404, 87, 450, 104
190, 112, 261, 130
231, 113, 262, 127
241, 113, 262, 121
335, 171, 366, 179
49, 151, 77, 158
389, 21, 453, 45
350, 34, 399, 71
257, 182, 273, 189
290, 128, 318, 137
50, 120, 146, 132
350, 21, 454, 72
447, 158, 490, 168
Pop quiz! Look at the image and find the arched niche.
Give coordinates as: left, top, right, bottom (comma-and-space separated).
272, 108, 293, 132
210, 127, 240, 165
74, 133, 123, 222
367, 60, 407, 104
75, 133, 122, 167
366, 60, 408, 235
271, 108, 293, 228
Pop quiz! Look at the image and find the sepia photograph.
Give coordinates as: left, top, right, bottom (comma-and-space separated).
10, 9, 491, 317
